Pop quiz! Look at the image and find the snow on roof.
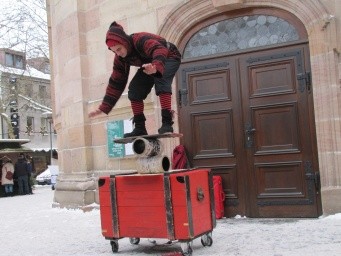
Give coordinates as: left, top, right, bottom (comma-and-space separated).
0, 63, 52, 112
0, 139, 33, 153
0, 139, 30, 144
18, 94, 52, 112
0, 63, 50, 80
24, 140, 57, 152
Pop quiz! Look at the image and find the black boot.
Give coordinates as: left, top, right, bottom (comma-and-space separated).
158, 109, 174, 134
124, 114, 148, 138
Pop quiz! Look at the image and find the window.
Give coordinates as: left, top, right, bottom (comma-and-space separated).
41, 117, 56, 135
40, 117, 48, 135
27, 116, 34, 131
26, 84, 33, 98
5, 53, 24, 69
39, 85, 46, 98
44, 64, 50, 74
183, 15, 300, 59
40, 117, 48, 129
5, 53, 14, 67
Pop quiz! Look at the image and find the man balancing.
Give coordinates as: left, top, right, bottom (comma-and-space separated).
89, 21, 181, 138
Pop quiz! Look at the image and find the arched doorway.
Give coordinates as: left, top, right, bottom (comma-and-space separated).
177, 8, 322, 217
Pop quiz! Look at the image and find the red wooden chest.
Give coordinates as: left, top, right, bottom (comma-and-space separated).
98, 169, 216, 254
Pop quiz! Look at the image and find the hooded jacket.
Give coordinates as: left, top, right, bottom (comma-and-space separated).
99, 22, 181, 114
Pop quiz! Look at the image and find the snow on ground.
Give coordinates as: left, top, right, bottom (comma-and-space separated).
0, 186, 340, 256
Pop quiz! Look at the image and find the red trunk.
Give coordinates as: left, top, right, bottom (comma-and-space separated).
98, 169, 215, 241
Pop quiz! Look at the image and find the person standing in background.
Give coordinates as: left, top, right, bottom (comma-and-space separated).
1, 157, 15, 197
26, 155, 34, 194
14, 153, 29, 195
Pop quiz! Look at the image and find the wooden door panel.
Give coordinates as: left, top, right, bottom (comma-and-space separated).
255, 162, 306, 199
179, 59, 236, 162
192, 110, 234, 159
252, 103, 300, 154
190, 70, 231, 104
249, 60, 296, 97
255, 161, 318, 217
240, 45, 320, 217
179, 57, 246, 217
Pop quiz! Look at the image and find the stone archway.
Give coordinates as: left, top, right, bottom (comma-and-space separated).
159, 0, 331, 45
159, 0, 341, 214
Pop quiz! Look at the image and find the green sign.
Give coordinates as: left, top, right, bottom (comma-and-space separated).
107, 120, 125, 158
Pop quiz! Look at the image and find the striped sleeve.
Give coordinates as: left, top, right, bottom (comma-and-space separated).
142, 39, 168, 76
99, 56, 130, 114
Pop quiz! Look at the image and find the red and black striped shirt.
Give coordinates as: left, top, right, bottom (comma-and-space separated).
99, 32, 181, 114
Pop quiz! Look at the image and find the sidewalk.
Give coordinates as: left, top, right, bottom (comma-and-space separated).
0, 186, 340, 256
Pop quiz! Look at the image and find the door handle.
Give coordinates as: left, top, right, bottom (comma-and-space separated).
245, 127, 256, 135
245, 123, 256, 148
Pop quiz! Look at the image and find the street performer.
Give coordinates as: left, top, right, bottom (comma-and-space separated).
89, 21, 181, 138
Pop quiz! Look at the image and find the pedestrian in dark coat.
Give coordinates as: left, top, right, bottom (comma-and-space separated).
14, 153, 29, 195
88, 21, 181, 137
26, 155, 34, 194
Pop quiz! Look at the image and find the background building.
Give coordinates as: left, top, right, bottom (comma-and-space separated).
47, 0, 340, 216
0, 48, 57, 173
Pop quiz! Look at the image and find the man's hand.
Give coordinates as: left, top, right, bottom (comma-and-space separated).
142, 63, 156, 75
88, 108, 103, 118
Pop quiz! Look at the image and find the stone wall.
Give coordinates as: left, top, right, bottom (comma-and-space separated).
47, 0, 340, 214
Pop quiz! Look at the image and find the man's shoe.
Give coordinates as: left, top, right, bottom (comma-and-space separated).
158, 109, 174, 134
123, 114, 147, 138
124, 128, 147, 138
158, 124, 173, 134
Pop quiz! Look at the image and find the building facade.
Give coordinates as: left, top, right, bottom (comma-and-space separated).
47, 0, 340, 216
0, 48, 56, 172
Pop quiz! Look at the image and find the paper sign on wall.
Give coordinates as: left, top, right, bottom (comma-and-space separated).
107, 120, 125, 158
107, 120, 134, 158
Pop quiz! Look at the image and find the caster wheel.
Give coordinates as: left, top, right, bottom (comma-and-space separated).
181, 241, 193, 256
201, 233, 213, 247
110, 240, 119, 253
129, 237, 140, 245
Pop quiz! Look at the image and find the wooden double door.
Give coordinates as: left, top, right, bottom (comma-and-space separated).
178, 43, 322, 217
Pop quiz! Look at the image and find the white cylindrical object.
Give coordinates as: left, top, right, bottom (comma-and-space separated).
136, 155, 170, 174
132, 138, 163, 156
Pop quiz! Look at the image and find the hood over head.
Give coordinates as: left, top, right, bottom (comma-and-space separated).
105, 21, 131, 52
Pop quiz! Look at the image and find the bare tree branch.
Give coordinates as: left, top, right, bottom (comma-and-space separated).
0, 0, 48, 58
0, 0, 50, 139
